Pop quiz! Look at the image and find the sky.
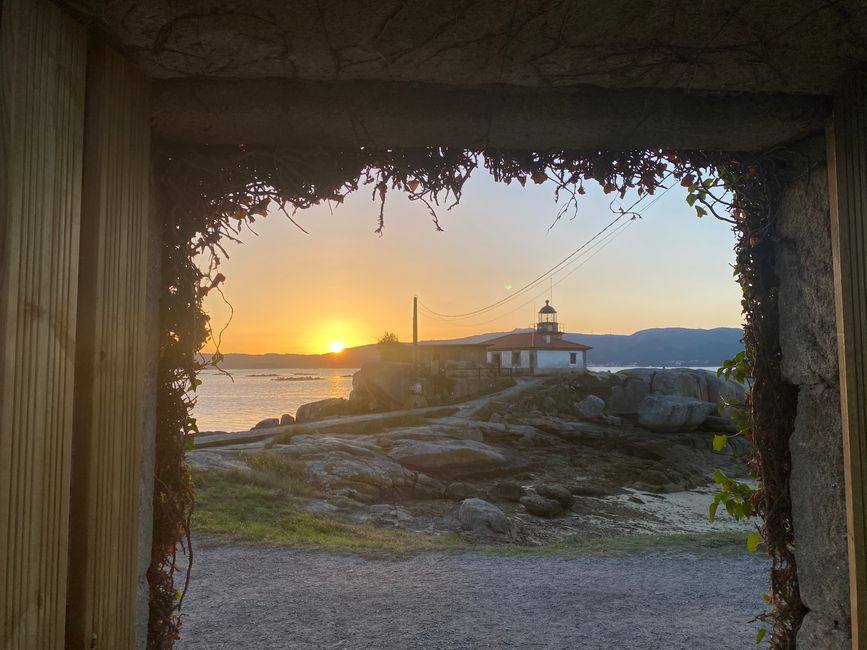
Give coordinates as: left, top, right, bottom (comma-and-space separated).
200, 170, 743, 355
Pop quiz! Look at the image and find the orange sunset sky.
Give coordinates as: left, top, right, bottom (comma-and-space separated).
201, 171, 742, 355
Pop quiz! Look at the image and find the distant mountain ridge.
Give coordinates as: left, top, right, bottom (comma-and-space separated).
212, 327, 743, 369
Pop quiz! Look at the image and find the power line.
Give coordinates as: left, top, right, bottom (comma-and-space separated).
416, 182, 671, 320
417, 213, 625, 319
418, 216, 637, 328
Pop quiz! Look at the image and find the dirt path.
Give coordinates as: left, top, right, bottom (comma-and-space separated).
177, 538, 767, 650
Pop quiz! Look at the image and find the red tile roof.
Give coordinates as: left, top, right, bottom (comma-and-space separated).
485, 333, 591, 351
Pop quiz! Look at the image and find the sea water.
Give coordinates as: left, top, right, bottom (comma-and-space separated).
192, 368, 357, 432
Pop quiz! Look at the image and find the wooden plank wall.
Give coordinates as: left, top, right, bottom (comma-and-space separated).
0, 0, 87, 647
828, 73, 867, 650
65, 43, 151, 649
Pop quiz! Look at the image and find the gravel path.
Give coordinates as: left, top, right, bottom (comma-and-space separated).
177, 540, 768, 649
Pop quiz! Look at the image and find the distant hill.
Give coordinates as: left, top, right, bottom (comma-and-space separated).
211, 344, 380, 369
568, 327, 744, 366
213, 327, 743, 369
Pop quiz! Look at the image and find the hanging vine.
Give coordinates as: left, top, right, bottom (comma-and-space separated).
147, 145, 804, 649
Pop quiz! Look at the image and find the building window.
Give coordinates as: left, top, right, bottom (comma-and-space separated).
511, 351, 521, 366
570, 352, 577, 364
492, 352, 501, 367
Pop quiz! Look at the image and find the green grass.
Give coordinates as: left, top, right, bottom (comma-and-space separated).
193, 462, 751, 557
536, 530, 754, 557
192, 462, 462, 556
472, 401, 502, 421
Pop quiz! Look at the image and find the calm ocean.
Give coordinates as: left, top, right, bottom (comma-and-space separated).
192, 365, 721, 432
192, 368, 357, 432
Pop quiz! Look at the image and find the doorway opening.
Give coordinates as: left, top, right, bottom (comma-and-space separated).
151, 147, 808, 644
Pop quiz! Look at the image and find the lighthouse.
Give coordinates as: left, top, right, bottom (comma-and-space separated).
484, 300, 590, 374
536, 300, 563, 336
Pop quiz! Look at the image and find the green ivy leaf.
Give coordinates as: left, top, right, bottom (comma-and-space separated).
755, 628, 767, 644
747, 532, 762, 553
713, 434, 728, 452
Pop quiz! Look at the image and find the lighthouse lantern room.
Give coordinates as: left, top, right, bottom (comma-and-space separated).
536, 300, 563, 336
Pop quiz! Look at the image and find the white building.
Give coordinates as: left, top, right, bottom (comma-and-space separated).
485, 301, 590, 374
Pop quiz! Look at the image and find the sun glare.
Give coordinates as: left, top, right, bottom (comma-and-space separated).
329, 341, 346, 353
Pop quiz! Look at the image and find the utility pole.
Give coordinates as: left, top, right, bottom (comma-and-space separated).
412, 296, 418, 370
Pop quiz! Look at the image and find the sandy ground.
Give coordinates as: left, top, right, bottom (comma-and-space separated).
177, 538, 768, 650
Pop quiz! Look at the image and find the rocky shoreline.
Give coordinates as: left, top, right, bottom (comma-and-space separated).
189, 368, 753, 546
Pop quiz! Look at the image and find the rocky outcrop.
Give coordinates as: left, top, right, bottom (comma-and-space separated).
651, 369, 707, 400
280, 413, 295, 425
637, 395, 716, 432
295, 397, 349, 423
454, 498, 513, 537
574, 395, 606, 420
444, 481, 478, 500
387, 439, 510, 477
608, 368, 745, 423
190, 371, 755, 547
305, 453, 420, 500
349, 361, 416, 411
252, 417, 280, 430
520, 494, 563, 517
490, 480, 524, 502
535, 483, 573, 508
608, 377, 650, 415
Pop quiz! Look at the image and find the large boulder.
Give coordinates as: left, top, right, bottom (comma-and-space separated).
655, 369, 747, 416
280, 413, 295, 425
704, 372, 747, 417
618, 368, 657, 384
454, 498, 513, 537
535, 483, 573, 508
444, 481, 478, 500
251, 417, 280, 430
651, 369, 708, 401
609, 368, 746, 418
295, 397, 348, 423
304, 452, 419, 499
574, 394, 606, 420
349, 361, 416, 411
490, 479, 525, 502
388, 439, 509, 477
608, 376, 651, 415
520, 494, 563, 517
637, 395, 716, 432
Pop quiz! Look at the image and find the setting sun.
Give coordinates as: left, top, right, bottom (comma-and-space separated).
329, 341, 346, 353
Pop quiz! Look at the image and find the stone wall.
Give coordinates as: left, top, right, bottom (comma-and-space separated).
776, 161, 851, 647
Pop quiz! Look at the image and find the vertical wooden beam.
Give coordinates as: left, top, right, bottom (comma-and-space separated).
0, 0, 87, 647
65, 42, 151, 649
828, 72, 867, 650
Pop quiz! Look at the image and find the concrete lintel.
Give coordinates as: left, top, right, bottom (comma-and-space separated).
152, 79, 830, 152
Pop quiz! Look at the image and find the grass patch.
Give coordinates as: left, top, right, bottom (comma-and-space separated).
193, 462, 752, 558
192, 466, 462, 556
472, 401, 502, 421
540, 530, 754, 557
270, 407, 460, 445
